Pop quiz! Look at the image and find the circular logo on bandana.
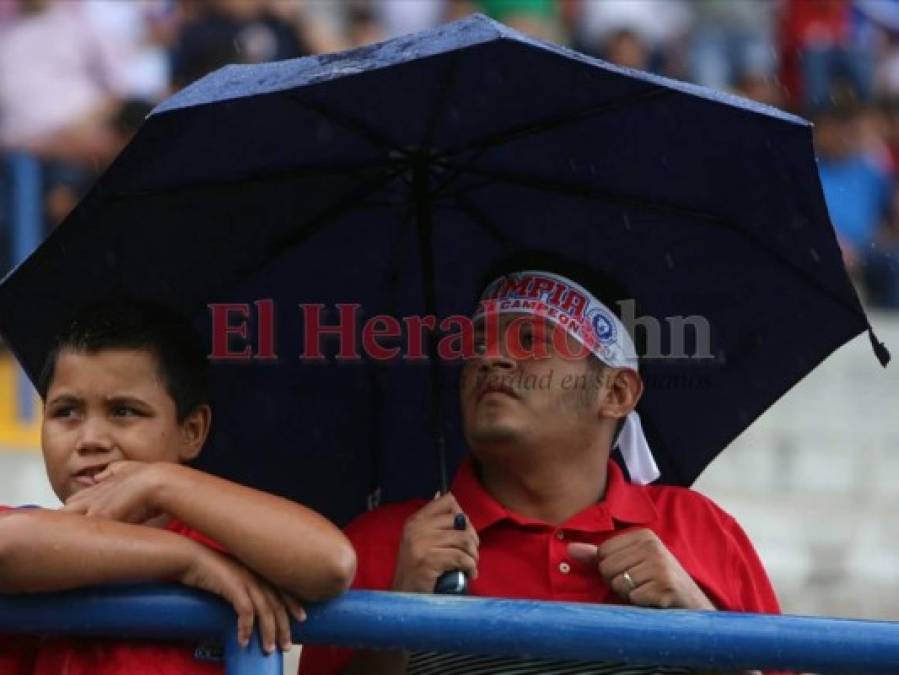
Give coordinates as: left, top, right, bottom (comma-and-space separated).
587, 307, 617, 344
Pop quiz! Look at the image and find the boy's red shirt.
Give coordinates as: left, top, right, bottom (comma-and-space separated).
0, 506, 225, 675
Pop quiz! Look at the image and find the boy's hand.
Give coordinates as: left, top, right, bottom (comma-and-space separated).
181, 545, 306, 654
62, 460, 164, 524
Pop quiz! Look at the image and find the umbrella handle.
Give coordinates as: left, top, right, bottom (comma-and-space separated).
433, 513, 469, 595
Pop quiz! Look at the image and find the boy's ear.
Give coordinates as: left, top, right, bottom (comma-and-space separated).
178, 404, 212, 463
597, 368, 643, 422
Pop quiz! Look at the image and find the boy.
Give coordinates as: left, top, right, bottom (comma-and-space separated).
0, 300, 356, 674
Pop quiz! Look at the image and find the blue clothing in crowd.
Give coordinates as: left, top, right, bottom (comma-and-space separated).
818, 155, 890, 250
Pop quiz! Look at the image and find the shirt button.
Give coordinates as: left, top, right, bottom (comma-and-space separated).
559, 562, 571, 574
555, 531, 565, 540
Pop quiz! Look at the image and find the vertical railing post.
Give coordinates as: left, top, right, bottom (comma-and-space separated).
7, 152, 40, 422
223, 626, 283, 675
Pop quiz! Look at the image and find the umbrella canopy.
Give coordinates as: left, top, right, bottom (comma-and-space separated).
0, 15, 888, 525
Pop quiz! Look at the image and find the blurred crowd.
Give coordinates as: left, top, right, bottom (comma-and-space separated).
1, 0, 899, 307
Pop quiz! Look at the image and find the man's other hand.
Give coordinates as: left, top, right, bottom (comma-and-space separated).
568, 529, 715, 610
391, 493, 479, 593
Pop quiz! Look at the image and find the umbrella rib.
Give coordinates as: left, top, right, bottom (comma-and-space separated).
449, 194, 514, 248
433, 175, 494, 202
431, 153, 488, 199
420, 52, 460, 152
433, 86, 672, 161
438, 161, 719, 222
428, 87, 672, 200
195, 166, 406, 309
103, 161, 401, 201
447, 163, 867, 325
355, 198, 409, 208
369, 202, 416, 499
284, 92, 407, 157
382, 203, 417, 299
265, 167, 406, 262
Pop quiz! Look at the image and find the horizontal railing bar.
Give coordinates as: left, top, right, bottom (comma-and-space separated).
0, 586, 281, 675
0, 585, 231, 641
300, 591, 899, 673
2, 586, 898, 672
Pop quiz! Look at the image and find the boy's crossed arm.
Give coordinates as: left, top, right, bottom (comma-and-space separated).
0, 507, 300, 650
62, 460, 357, 602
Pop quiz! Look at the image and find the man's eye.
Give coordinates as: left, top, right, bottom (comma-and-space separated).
50, 406, 76, 419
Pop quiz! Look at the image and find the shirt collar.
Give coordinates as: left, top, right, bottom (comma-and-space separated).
602, 459, 658, 526
451, 457, 657, 533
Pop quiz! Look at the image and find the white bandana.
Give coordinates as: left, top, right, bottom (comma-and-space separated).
473, 270, 660, 485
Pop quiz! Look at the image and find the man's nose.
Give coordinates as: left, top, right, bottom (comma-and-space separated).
478, 342, 516, 372
74, 417, 115, 456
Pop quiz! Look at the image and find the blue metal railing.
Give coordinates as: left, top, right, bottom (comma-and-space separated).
2, 585, 899, 673
0, 585, 281, 675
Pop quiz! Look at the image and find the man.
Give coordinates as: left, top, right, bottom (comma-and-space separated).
300, 254, 780, 674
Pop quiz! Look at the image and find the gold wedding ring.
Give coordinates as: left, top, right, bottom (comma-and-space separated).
622, 570, 637, 592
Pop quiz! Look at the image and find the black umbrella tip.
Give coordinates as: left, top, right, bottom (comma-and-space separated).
868, 327, 891, 367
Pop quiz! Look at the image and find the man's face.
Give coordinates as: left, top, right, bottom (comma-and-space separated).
460, 314, 610, 461
41, 348, 189, 502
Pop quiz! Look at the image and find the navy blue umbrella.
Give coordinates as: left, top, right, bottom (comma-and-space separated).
0, 15, 889, 525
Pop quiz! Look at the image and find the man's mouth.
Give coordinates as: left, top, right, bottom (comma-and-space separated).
477, 380, 519, 402
72, 464, 108, 486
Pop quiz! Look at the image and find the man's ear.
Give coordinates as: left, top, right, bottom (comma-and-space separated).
598, 368, 643, 422
178, 404, 212, 462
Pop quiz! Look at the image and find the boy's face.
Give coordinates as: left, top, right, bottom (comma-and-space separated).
41, 348, 202, 502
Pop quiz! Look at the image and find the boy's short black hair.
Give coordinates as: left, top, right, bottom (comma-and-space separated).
37, 299, 209, 421
478, 251, 646, 362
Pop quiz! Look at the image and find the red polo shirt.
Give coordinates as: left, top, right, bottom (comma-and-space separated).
299, 459, 781, 674
0, 507, 225, 675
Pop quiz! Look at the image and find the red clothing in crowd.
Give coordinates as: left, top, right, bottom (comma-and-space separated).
300, 459, 782, 674
0, 506, 224, 675
779, 0, 853, 104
